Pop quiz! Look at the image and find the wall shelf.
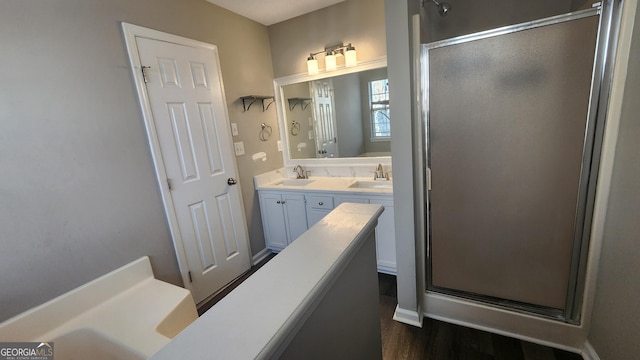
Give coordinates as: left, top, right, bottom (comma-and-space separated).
240, 95, 275, 112
287, 98, 312, 111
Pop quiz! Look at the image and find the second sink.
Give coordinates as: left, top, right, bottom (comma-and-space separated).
275, 179, 315, 186
349, 180, 393, 189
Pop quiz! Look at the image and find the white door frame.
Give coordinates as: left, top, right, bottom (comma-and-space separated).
121, 22, 251, 293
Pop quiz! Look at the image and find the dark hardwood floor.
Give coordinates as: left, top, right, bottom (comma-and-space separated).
378, 273, 583, 360
197, 254, 583, 360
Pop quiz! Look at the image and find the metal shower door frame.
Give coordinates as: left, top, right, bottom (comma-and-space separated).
422, 0, 621, 323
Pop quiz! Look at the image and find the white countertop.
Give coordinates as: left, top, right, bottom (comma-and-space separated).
255, 173, 393, 195
150, 203, 385, 360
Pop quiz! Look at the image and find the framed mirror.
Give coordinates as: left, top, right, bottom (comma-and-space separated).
274, 57, 390, 166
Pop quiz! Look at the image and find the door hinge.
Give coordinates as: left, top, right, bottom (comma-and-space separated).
167, 178, 174, 191
141, 65, 151, 83
427, 168, 432, 191
188, 271, 193, 283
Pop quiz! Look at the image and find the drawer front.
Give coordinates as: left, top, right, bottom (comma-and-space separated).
306, 195, 334, 210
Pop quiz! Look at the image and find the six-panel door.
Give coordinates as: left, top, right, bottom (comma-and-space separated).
136, 37, 251, 303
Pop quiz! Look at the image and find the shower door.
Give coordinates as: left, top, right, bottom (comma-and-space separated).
424, 6, 611, 323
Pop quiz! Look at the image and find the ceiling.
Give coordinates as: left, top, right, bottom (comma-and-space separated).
205, 0, 346, 26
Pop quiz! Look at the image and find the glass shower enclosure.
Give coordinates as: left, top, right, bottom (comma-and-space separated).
423, 1, 619, 323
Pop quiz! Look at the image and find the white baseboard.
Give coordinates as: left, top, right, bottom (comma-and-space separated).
582, 341, 601, 360
377, 265, 396, 275
252, 248, 272, 266
393, 305, 424, 327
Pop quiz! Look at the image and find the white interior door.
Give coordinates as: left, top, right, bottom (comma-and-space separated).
130, 32, 250, 304
310, 80, 338, 158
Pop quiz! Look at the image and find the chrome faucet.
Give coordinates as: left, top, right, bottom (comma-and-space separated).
293, 165, 307, 179
374, 164, 389, 181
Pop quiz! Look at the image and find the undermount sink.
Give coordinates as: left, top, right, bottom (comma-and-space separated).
274, 179, 315, 186
349, 180, 393, 189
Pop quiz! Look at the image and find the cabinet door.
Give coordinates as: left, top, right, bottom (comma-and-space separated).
306, 208, 333, 228
306, 195, 334, 227
259, 192, 288, 251
370, 198, 396, 274
335, 196, 370, 206
282, 193, 308, 244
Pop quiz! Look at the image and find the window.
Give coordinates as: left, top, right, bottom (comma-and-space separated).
369, 79, 390, 139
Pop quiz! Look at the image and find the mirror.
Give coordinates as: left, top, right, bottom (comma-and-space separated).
274, 58, 390, 165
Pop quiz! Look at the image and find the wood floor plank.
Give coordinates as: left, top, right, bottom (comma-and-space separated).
492, 333, 525, 360
522, 341, 557, 360
453, 322, 495, 357
553, 348, 584, 360
429, 319, 456, 359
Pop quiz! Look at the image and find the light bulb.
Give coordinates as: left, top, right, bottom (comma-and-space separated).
345, 45, 357, 67
325, 52, 337, 71
307, 56, 318, 75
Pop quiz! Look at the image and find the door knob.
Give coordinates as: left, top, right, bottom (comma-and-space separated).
227, 177, 238, 185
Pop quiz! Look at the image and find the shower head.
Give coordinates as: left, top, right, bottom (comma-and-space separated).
431, 0, 452, 16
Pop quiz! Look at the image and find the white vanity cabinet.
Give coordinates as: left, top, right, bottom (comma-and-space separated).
369, 198, 396, 274
336, 195, 396, 275
258, 191, 308, 251
258, 186, 397, 275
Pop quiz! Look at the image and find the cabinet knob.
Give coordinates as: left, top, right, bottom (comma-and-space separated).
281, 201, 286, 204
318, 202, 323, 205
276, 200, 281, 204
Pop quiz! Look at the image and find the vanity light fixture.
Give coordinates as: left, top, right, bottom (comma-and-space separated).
306, 43, 357, 75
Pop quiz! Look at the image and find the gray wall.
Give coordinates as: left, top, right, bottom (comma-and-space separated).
268, 0, 386, 78
279, 232, 382, 360
0, 0, 280, 322
284, 83, 316, 159
588, 1, 640, 358
422, 0, 573, 42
